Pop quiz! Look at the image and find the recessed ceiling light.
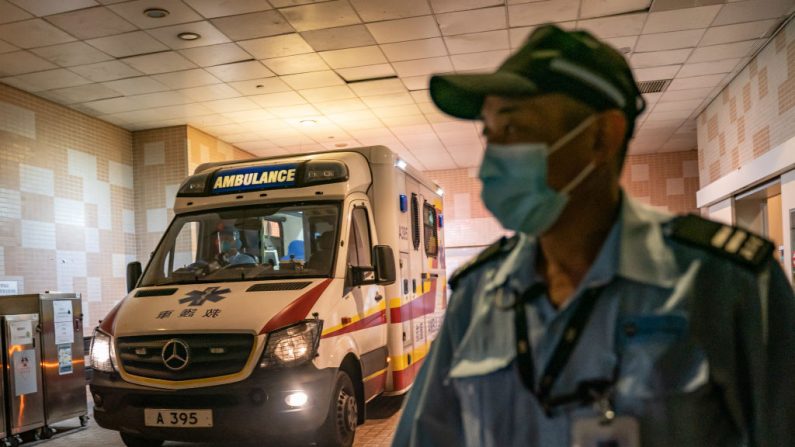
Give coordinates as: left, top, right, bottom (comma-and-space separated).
143, 8, 169, 18
178, 32, 201, 41
299, 119, 317, 127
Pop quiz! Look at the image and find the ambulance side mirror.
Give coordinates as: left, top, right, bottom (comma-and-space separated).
126, 262, 142, 293
372, 245, 396, 286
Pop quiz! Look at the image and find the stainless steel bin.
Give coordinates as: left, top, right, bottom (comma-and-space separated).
39, 294, 87, 427
2, 314, 45, 436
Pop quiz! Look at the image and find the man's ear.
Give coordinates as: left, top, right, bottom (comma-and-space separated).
593, 110, 627, 163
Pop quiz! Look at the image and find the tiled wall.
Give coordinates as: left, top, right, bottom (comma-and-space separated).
697, 19, 795, 186
0, 83, 134, 327
132, 125, 254, 263
428, 150, 700, 249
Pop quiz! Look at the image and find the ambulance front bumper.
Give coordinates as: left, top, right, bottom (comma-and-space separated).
90, 363, 336, 443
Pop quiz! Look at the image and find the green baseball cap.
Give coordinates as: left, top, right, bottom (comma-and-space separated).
429, 24, 645, 137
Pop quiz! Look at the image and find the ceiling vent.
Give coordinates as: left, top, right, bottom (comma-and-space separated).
637, 79, 671, 94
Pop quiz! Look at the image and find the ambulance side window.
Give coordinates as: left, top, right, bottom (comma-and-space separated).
352, 207, 372, 266
423, 202, 438, 257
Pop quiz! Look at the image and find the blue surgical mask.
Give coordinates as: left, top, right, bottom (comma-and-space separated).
479, 116, 597, 236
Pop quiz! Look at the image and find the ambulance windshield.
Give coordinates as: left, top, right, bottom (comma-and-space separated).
140, 202, 340, 286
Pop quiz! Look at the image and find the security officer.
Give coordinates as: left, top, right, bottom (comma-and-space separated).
393, 25, 795, 447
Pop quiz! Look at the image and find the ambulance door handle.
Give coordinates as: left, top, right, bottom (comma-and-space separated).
374, 294, 383, 302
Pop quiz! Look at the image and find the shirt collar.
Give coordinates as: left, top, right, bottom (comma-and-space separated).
484, 192, 678, 294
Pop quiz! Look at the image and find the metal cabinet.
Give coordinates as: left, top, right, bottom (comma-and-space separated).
39, 295, 86, 426
2, 314, 45, 436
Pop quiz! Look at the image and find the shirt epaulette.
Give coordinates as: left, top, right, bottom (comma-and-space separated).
449, 235, 520, 289
665, 213, 774, 271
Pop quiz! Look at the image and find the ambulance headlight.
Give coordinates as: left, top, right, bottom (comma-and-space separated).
260, 320, 322, 368
303, 161, 348, 185
177, 171, 212, 196
89, 330, 116, 373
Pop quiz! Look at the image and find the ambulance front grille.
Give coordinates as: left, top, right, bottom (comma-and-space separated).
116, 334, 254, 381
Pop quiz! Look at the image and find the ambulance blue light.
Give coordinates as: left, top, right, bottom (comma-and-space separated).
399, 194, 407, 213
439, 213, 444, 228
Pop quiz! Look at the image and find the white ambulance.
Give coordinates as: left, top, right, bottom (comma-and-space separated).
89, 146, 447, 447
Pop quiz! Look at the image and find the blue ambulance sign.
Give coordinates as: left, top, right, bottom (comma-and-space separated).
211, 164, 299, 194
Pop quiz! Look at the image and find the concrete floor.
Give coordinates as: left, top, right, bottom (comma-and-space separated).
38, 392, 402, 447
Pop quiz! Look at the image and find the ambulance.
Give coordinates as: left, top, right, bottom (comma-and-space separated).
89, 146, 447, 447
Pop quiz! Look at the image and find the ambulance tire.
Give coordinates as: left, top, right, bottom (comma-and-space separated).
316, 371, 357, 447
120, 433, 164, 447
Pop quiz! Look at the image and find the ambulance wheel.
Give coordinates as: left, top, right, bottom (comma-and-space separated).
120, 433, 164, 447
316, 371, 357, 447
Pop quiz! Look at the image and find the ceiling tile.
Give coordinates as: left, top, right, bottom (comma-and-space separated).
350, 0, 431, 21
147, 21, 231, 50
688, 39, 762, 62
0, 40, 17, 53
380, 38, 446, 62
602, 35, 638, 53
122, 51, 197, 75
678, 58, 742, 77
402, 76, 432, 92
444, 30, 509, 54
263, 53, 329, 75
179, 83, 240, 101
630, 48, 691, 68
266, 104, 320, 118
183, 0, 272, 18
381, 114, 429, 127
659, 86, 713, 101
211, 10, 294, 41
508, 0, 579, 27
69, 60, 143, 81
46, 6, 137, 39
362, 92, 415, 108
201, 96, 260, 113
410, 89, 432, 103
179, 43, 252, 67
429, 0, 502, 14
238, 33, 314, 59
313, 98, 368, 114
392, 56, 452, 77
0, 1, 32, 24
667, 73, 727, 91
451, 50, 509, 71
250, 91, 307, 108
633, 64, 681, 81
642, 5, 722, 34
31, 42, 112, 67
319, 45, 387, 69
712, 0, 793, 26
206, 60, 274, 82
280, 70, 344, 89
700, 19, 778, 46
86, 31, 169, 58
437, 6, 506, 36
108, 0, 202, 29
366, 16, 440, 44
280, 1, 361, 32
82, 90, 190, 113
152, 68, 220, 88
652, 98, 704, 112
508, 21, 576, 48
336, 63, 395, 81
576, 13, 646, 39
297, 85, 355, 102
8, 0, 97, 16
300, 25, 376, 52
635, 29, 704, 52
349, 78, 407, 96
580, 0, 650, 18
5, 68, 90, 91
0, 19, 75, 48
639, 118, 684, 130
43, 83, 121, 104
228, 76, 291, 95
100, 76, 169, 95
186, 114, 234, 127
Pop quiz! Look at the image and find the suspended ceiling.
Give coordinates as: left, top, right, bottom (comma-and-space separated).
0, 0, 792, 170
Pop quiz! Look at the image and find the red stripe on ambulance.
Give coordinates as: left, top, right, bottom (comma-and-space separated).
390, 279, 438, 323
321, 309, 387, 339
260, 279, 333, 334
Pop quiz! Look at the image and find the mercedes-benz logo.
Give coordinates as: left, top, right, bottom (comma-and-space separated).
161, 339, 190, 371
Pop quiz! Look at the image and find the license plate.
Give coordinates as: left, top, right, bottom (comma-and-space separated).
144, 409, 213, 428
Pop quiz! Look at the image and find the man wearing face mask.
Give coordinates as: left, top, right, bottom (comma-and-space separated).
392, 25, 795, 447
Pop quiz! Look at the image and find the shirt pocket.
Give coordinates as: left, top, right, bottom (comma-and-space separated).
615, 314, 708, 399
